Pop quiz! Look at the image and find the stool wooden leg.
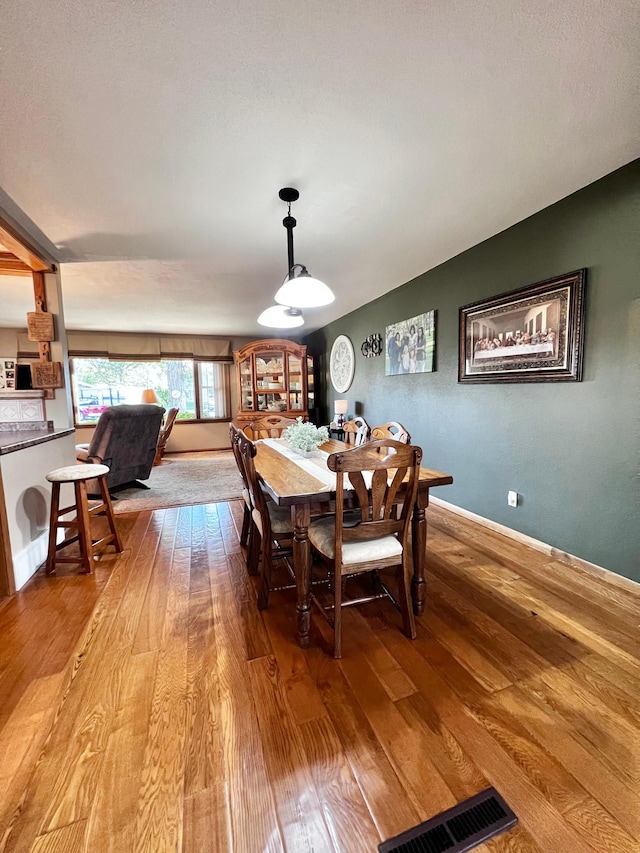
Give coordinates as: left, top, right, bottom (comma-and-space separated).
98, 476, 123, 552
75, 480, 94, 574
46, 482, 61, 575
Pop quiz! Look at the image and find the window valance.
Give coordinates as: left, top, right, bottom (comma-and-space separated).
64, 331, 232, 362
158, 336, 231, 361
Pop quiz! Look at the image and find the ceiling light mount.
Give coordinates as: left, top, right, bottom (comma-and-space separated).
278, 187, 300, 204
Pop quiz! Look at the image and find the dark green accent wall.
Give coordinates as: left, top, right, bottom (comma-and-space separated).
305, 160, 640, 582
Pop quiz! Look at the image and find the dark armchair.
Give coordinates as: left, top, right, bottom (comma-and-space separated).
76, 404, 165, 493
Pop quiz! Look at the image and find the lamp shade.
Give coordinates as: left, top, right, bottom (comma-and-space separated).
333, 399, 348, 415
274, 269, 335, 309
141, 388, 159, 404
257, 305, 304, 328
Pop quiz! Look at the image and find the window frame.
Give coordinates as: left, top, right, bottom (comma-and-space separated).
69, 357, 231, 428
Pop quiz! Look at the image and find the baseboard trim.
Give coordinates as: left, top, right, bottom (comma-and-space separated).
13, 532, 49, 592
429, 496, 639, 593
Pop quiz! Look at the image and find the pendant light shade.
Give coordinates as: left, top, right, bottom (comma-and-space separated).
257, 305, 304, 328
274, 264, 335, 308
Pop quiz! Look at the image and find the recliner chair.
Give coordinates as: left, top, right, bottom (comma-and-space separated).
76, 404, 165, 494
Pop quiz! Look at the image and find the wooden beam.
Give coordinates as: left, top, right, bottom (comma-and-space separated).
32, 270, 48, 315
0, 216, 53, 272
0, 252, 32, 275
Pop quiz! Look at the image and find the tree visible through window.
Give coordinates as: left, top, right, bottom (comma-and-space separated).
71, 358, 228, 423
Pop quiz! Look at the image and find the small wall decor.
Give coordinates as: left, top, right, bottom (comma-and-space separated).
330, 334, 355, 393
361, 333, 382, 358
0, 358, 16, 389
30, 361, 63, 389
458, 269, 586, 383
26, 311, 54, 342
385, 311, 435, 375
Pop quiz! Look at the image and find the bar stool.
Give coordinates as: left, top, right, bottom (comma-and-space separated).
45, 463, 123, 575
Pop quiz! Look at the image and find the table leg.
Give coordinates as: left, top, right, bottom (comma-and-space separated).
292, 503, 312, 647
411, 491, 428, 616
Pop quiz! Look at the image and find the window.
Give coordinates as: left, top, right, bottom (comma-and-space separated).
198, 362, 228, 419
71, 357, 230, 424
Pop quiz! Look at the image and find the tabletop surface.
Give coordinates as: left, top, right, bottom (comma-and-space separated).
255, 438, 453, 504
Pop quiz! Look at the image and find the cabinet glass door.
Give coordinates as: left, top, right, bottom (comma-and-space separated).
288, 352, 304, 411
239, 355, 254, 414
306, 356, 315, 416
256, 349, 286, 413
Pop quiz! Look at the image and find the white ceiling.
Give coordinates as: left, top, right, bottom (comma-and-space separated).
1, 0, 639, 335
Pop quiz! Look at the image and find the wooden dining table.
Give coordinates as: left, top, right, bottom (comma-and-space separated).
254, 437, 454, 647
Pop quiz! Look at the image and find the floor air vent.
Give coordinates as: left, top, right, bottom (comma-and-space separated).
378, 787, 517, 853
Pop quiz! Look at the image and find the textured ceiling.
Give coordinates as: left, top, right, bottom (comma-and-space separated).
1, 0, 639, 334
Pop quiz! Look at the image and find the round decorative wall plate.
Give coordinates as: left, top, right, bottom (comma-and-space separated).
330, 334, 355, 393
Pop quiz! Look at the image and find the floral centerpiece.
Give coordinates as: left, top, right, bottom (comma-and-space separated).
283, 417, 329, 455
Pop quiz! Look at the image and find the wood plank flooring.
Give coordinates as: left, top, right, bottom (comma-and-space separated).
0, 500, 639, 852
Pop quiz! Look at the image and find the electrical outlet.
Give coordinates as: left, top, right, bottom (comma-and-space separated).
507, 490, 518, 507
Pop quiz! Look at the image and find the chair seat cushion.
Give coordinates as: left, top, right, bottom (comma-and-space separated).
269, 503, 293, 535
308, 516, 402, 565
252, 502, 293, 537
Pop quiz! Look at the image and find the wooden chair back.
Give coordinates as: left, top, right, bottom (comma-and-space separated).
342, 416, 370, 446
229, 423, 249, 490
247, 415, 298, 439
154, 407, 179, 465
229, 422, 255, 562
328, 439, 422, 561
371, 421, 411, 444
236, 429, 263, 514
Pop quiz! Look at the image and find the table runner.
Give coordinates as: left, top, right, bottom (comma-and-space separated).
260, 438, 336, 490
261, 438, 376, 490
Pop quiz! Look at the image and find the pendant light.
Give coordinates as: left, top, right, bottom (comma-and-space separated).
257, 188, 334, 328
274, 188, 334, 308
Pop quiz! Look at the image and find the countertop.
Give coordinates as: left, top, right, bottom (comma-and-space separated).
0, 427, 75, 456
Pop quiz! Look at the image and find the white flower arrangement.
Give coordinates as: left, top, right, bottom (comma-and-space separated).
283, 417, 329, 453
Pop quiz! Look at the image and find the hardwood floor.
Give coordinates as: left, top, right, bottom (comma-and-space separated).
0, 501, 638, 852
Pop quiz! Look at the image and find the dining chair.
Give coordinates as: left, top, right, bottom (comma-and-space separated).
342, 416, 370, 446
236, 428, 295, 609
229, 423, 256, 570
308, 438, 422, 658
371, 421, 411, 444
247, 415, 298, 439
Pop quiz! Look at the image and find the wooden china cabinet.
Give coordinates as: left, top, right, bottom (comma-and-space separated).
233, 339, 315, 424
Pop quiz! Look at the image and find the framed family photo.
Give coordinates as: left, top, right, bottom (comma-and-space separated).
458, 269, 586, 383
385, 310, 435, 375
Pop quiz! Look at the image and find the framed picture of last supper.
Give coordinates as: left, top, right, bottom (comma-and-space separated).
458, 269, 586, 383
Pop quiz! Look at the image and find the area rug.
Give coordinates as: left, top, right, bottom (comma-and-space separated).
110, 451, 243, 514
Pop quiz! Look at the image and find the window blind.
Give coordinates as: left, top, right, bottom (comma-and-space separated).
65, 331, 232, 362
